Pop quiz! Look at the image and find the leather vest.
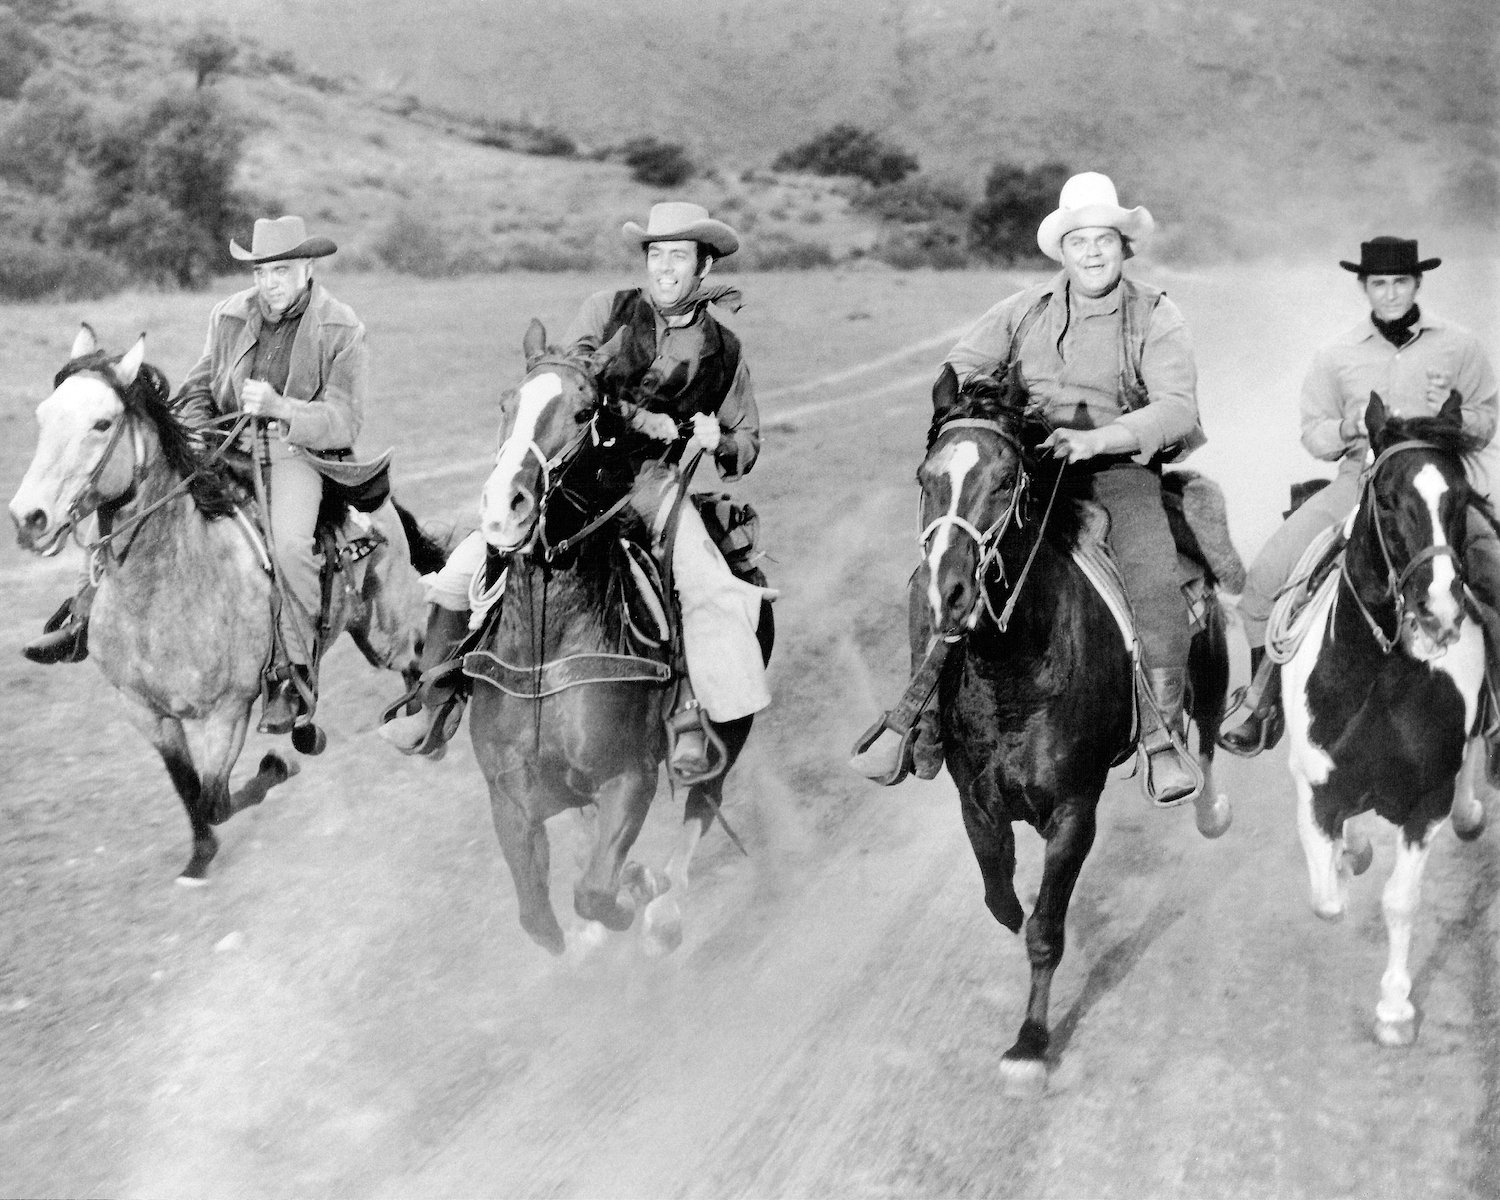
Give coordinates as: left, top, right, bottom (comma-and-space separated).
601, 289, 742, 421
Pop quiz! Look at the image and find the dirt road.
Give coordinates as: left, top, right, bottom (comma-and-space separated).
2, 264, 1498, 1198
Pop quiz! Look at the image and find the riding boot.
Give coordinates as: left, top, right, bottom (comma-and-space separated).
1138, 666, 1201, 807
666, 681, 717, 782
380, 604, 472, 757
1218, 646, 1284, 757
848, 703, 944, 783
22, 586, 95, 665
259, 662, 313, 736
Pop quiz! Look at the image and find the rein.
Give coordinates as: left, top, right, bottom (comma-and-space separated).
1339, 437, 1457, 654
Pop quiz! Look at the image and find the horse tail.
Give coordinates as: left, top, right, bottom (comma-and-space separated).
392, 499, 450, 575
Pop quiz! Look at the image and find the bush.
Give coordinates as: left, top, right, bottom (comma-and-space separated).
72, 88, 255, 286
852, 175, 971, 224
0, 238, 131, 301
718, 233, 836, 272
0, 6, 49, 99
967, 160, 1071, 264
472, 118, 576, 158
372, 208, 461, 276
873, 223, 970, 270
773, 124, 918, 187
175, 30, 238, 89
620, 137, 694, 187
0, 72, 91, 194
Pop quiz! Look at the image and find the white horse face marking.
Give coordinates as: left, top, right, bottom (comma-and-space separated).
924, 439, 980, 627
481, 371, 565, 549
1404, 463, 1461, 658
9, 373, 127, 554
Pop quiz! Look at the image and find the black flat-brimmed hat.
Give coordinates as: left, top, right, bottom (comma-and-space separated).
229, 215, 338, 263
1339, 236, 1441, 276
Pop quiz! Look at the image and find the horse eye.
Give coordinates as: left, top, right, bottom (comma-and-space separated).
92, 418, 112, 432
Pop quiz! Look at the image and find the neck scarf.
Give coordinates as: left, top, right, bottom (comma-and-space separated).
652, 278, 745, 321
1372, 305, 1420, 348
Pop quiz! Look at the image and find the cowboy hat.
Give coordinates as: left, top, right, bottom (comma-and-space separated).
1036, 172, 1155, 262
1339, 236, 1441, 276
229, 215, 338, 263
622, 202, 739, 258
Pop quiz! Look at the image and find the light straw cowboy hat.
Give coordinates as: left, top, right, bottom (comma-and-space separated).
1036, 172, 1155, 262
622, 202, 739, 258
229, 215, 338, 263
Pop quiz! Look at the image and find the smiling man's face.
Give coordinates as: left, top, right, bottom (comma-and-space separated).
1060, 226, 1125, 299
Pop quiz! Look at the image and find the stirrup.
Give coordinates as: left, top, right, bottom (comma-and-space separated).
666, 703, 727, 786
849, 712, 919, 787
1217, 684, 1284, 758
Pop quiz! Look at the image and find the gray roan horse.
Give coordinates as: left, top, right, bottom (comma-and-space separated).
9, 326, 437, 883
466, 320, 772, 956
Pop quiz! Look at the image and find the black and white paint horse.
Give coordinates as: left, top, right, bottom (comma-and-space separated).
1284, 391, 1492, 1046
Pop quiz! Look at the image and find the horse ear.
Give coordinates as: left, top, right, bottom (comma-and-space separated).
1365, 392, 1387, 444
522, 318, 548, 367
932, 363, 959, 419
586, 328, 626, 378
70, 323, 97, 361
114, 334, 145, 387
1438, 386, 1463, 426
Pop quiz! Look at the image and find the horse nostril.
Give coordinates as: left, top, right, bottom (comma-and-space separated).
21, 509, 47, 536
509, 488, 533, 516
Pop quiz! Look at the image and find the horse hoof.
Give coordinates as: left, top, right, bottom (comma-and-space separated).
1342, 836, 1374, 877
1312, 901, 1344, 923
999, 1055, 1047, 1098
565, 920, 609, 961
175, 872, 210, 889
1194, 792, 1232, 839
291, 723, 327, 756
642, 895, 683, 957
1375, 1018, 1416, 1048
257, 752, 298, 783
1452, 799, 1487, 842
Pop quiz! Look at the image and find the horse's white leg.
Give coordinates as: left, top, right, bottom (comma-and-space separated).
1294, 770, 1346, 920
1374, 827, 1435, 1046
642, 810, 705, 957
1451, 736, 1488, 840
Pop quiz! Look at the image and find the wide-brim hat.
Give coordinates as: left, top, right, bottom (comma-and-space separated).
1036, 172, 1154, 262
230, 215, 338, 263
1339, 236, 1440, 276
622, 201, 739, 258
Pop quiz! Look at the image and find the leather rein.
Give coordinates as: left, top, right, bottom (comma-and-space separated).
1339, 437, 1463, 654
919, 416, 1066, 636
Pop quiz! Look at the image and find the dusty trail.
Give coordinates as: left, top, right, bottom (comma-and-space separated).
2, 265, 1499, 1198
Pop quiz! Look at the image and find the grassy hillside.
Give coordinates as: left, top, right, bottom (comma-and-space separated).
111, 0, 1500, 260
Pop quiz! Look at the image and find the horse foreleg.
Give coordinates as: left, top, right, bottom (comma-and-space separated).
641, 786, 716, 957
574, 770, 656, 933
121, 700, 216, 884
1294, 771, 1347, 920
485, 773, 565, 955
1452, 736, 1488, 841
1374, 821, 1437, 1046
1002, 801, 1098, 1097
197, 707, 295, 827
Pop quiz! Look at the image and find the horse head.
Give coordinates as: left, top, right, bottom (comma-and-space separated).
480, 320, 625, 553
1355, 388, 1483, 658
10, 324, 160, 555
917, 362, 1028, 635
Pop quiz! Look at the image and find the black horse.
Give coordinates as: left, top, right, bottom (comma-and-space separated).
1284, 391, 1492, 1047
916, 364, 1230, 1093
466, 321, 773, 955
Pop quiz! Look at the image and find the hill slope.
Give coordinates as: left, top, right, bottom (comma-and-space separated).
112, 0, 1499, 258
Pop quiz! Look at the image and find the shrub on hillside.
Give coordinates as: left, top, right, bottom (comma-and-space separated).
0, 238, 130, 301
0, 6, 50, 99
717, 233, 835, 272
852, 175, 970, 224
473, 118, 576, 158
773, 124, 918, 187
373, 208, 462, 277
873, 223, 969, 270
968, 160, 1070, 264
72, 89, 255, 286
620, 137, 694, 187
0, 72, 92, 194
175, 30, 238, 89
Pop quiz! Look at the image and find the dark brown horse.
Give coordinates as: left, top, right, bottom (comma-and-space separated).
918, 364, 1231, 1094
467, 321, 772, 955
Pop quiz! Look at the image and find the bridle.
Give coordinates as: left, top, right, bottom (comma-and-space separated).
1341, 437, 1464, 654
919, 416, 1064, 635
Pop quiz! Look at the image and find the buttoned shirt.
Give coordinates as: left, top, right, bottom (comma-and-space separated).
946, 270, 1202, 464
1301, 309, 1498, 468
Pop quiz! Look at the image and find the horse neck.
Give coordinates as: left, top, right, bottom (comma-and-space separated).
96, 427, 214, 590
496, 543, 619, 664
987, 518, 1081, 638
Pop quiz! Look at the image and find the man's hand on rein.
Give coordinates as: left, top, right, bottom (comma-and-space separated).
241, 379, 294, 422
688, 412, 721, 453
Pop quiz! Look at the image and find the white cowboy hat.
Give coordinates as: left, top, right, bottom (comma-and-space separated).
622, 201, 739, 258
230, 215, 338, 263
1035, 172, 1154, 262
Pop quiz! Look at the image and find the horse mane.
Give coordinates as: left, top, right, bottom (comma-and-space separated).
931, 368, 1086, 551
1378, 411, 1488, 463
55, 351, 241, 519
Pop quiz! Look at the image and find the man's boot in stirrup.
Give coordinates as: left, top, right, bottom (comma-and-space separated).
381, 604, 472, 758
1218, 646, 1284, 757
23, 586, 95, 665
1138, 666, 1201, 807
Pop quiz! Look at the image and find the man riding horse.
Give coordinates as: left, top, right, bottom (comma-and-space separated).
24, 215, 382, 736
851, 171, 1208, 807
382, 201, 773, 778
1220, 236, 1500, 757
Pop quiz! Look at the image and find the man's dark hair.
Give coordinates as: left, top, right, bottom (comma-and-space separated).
1356, 271, 1422, 284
